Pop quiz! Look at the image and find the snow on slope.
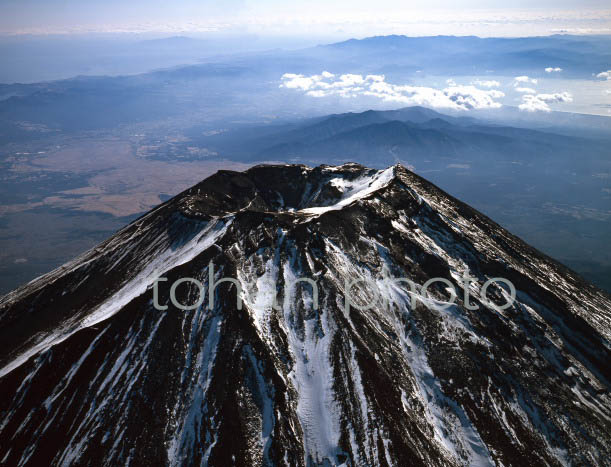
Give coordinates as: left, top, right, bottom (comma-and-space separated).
0, 218, 232, 379
300, 166, 395, 215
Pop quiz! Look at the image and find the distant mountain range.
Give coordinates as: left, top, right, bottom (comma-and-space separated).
3, 33, 610, 83
1, 34, 611, 134
206, 106, 609, 175
321, 35, 611, 78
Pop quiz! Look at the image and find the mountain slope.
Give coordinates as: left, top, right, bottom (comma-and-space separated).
1, 163, 610, 466
322, 35, 611, 77
205, 108, 607, 168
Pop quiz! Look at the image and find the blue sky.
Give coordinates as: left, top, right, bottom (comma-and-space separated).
1, 0, 610, 36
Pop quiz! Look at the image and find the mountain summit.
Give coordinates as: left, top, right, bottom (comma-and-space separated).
1, 163, 609, 466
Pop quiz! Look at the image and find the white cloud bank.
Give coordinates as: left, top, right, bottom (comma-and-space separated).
280, 72, 505, 111
514, 75, 538, 85
545, 67, 563, 73
472, 79, 500, 88
596, 70, 611, 80
3, 8, 611, 38
519, 92, 573, 112
515, 87, 537, 94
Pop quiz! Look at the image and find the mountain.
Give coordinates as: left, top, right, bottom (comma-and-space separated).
201, 107, 467, 158
4, 34, 611, 134
206, 107, 607, 166
3, 34, 611, 84
261, 120, 462, 164
1, 163, 609, 466
322, 35, 611, 78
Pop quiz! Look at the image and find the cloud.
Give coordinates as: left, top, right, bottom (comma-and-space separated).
4, 7, 611, 37
471, 79, 500, 88
596, 70, 611, 80
519, 92, 573, 112
545, 67, 563, 73
280, 72, 505, 111
515, 87, 537, 94
280, 73, 317, 90
446, 78, 457, 86
514, 75, 538, 85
